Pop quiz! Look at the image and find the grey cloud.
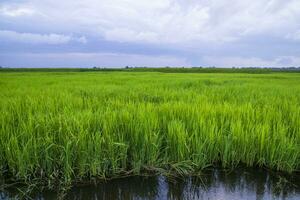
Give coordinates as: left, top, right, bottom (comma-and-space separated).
0, 52, 190, 68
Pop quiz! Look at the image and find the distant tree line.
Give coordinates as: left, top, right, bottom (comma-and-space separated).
1, 66, 300, 73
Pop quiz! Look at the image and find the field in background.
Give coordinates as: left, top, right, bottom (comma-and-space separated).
0, 70, 300, 187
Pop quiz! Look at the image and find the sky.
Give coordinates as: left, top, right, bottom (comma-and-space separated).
0, 0, 300, 68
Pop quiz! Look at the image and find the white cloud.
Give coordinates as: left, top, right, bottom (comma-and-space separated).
0, 5, 35, 17
202, 56, 300, 68
0, 30, 87, 44
285, 30, 300, 41
1, 0, 300, 45
1, 0, 300, 68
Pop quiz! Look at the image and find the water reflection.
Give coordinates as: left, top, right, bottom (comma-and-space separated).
1, 168, 299, 200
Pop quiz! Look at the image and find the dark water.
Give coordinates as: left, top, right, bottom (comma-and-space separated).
1, 168, 300, 200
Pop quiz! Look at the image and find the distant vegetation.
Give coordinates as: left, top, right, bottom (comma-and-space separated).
0, 71, 299, 188
1, 66, 300, 73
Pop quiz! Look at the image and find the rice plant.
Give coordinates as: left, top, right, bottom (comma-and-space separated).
0, 71, 299, 186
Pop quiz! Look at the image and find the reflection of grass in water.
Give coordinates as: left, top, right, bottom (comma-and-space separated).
273, 175, 298, 196
0, 71, 299, 189
274, 176, 289, 191
1, 170, 299, 199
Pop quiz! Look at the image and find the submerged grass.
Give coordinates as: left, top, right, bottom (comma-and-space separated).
0, 71, 300, 187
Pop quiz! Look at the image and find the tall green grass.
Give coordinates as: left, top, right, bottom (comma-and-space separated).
0, 72, 299, 186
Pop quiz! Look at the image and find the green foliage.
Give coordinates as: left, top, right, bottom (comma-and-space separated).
0, 71, 299, 186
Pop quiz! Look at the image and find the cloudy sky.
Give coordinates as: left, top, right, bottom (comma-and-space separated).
1, 0, 300, 68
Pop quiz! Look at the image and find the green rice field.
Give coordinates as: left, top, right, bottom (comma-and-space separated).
0, 70, 300, 186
